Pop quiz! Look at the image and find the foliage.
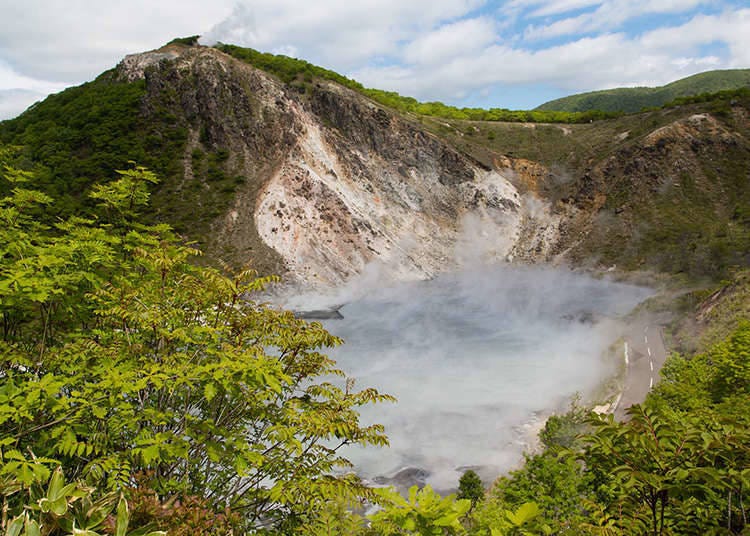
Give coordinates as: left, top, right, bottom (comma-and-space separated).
0, 465, 165, 536
457, 470, 484, 508
666, 87, 750, 109
0, 156, 394, 532
583, 403, 750, 534
652, 320, 750, 417
473, 502, 548, 536
671, 271, 750, 353
123, 473, 241, 536
368, 485, 471, 535
0, 78, 153, 217
0, 68, 232, 252
476, 451, 587, 535
215, 44, 621, 124
294, 497, 367, 535
538, 395, 590, 451
165, 36, 200, 47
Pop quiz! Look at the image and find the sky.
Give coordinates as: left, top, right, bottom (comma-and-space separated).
0, 0, 749, 120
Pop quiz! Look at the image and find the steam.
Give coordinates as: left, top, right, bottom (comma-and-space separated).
200, 4, 258, 47
454, 211, 517, 267
314, 264, 651, 489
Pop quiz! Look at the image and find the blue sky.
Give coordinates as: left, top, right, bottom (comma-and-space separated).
1, 0, 749, 119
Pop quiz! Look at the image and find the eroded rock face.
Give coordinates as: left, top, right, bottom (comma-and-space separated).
117, 46, 558, 288
555, 108, 750, 272
118, 49, 182, 82
254, 88, 527, 287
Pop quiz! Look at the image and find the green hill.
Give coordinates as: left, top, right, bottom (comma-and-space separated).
2, 41, 749, 280
536, 69, 750, 113
215, 43, 619, 123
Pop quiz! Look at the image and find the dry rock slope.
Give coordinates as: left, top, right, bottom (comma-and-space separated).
117, 45, 561, 287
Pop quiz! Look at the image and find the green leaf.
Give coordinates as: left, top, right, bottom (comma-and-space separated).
38, 496, 69, 516
433, 513, 460, 527
506, 502, 539, 526
24, 517, 41, 536
204, 383, 217, 402
115, 495, 129, 536
6, 514, 25, 536
71, 529, 102, 536
46, 466, 65, 500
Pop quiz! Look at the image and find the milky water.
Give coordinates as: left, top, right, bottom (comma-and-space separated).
309, 265, 652, 489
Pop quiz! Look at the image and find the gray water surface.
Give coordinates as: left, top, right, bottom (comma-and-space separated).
317, 265, 651, 489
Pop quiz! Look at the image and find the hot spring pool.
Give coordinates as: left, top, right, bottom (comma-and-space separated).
297, 265, 651, 489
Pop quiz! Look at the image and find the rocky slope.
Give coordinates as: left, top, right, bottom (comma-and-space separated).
3, 43, 749, 288
419, 94, 750, 279
113, 45, 562, 287
559, 108, 750, 275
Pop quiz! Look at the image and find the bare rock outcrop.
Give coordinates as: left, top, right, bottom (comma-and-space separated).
116, 45, 557, 288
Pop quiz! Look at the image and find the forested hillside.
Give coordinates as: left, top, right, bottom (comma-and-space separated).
0, 68, 248, 260
216, 43, 620, 124
536, 69, 750, 113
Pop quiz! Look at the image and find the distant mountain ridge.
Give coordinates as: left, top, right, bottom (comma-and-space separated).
1, 40, 749, 284
536, 69, 750, 113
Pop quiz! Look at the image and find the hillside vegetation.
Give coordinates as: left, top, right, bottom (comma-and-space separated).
419, 89, 750, 279
536, 68, 750, 113
1, 41, 749, 283
0, 52, 279, 270
1, 153, 748, 535
216, 43, 620, 124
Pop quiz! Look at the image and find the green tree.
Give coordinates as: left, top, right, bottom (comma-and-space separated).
0, 156, 395, 532
538, 394, 589, 451
457, 470, 484, 508
583, 405, 750, 535
475, 451, 586, 535
368, 485, 471, 535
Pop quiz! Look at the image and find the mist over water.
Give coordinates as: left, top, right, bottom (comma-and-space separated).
304, 265, 652, 489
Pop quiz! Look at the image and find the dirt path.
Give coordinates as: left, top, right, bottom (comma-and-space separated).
614, 323, 668, 419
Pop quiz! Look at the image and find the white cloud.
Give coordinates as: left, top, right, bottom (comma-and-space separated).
640, 9, 750, 58
403, 17, 497, 66
0, 59, 66, 119
0, 0, 747, 113
524, 0, 706, 40
529, 0, 602, 17
0, 0, 234, 83
0, 89, 47, 120
353, 3, 750, 103
670, 56, 721, 70
202, 0, 487, 68
524, 15, 589, 40
0, 59, 66, 93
